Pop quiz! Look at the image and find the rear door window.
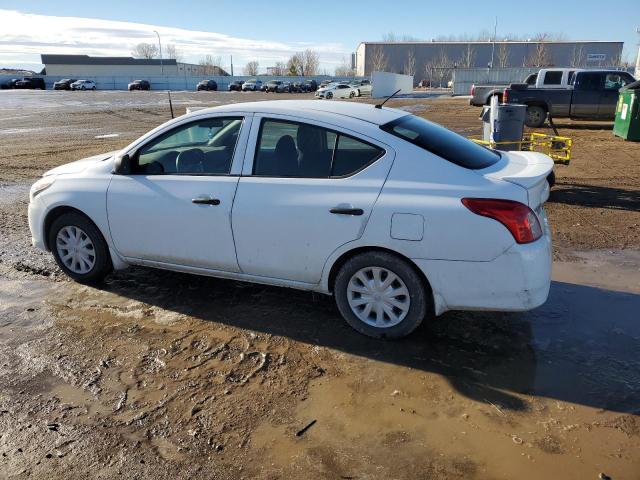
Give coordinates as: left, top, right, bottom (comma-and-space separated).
576, 73, 604, 91
253, 119, 384, 178
543, 71, 563, 85
381, 115, 500, 170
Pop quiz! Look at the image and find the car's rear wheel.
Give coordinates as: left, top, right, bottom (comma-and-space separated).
349, 90, 355, 98
334, 252, 430, 339
525, 105, 546, 128
81, 86, 86, 90
48, 212, 112, 284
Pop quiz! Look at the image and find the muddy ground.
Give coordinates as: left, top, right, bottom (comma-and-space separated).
0, 90, 639, 479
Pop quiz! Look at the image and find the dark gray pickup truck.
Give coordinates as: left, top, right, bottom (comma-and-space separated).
503, 70, 636, 127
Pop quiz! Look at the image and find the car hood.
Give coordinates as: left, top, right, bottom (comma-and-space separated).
44, 150, 120, 176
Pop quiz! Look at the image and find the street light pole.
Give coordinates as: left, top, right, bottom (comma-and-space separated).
153, 30, 163, 76
490, 16, 497, 69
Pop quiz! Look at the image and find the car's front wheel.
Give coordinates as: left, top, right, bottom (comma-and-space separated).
326, 92, 333, 99
48, 212, 113, 284
334, 252, 430, 339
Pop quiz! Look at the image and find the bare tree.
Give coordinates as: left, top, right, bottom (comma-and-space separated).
370, 45, 387, 73
427, 48, 453, 88
526, 33, 551, 67
459, 44, 476, 68
286, 53, 304, 76
131, 43, 158, 59
569, 45, 585, 68
302, 49, 320, 76
199, 55, 222, 75
272, 61, 287, 76
497, 43, 509, 68
243, 60, 259, 76
286, 50, 319, 76
403, 49, 416, 76
165, 44, 182, 62
335, 56, 355, 77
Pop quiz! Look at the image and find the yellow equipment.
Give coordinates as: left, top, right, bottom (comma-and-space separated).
470, 133, 572, 165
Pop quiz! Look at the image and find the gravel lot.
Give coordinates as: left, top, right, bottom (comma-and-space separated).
1, 90, 639, 480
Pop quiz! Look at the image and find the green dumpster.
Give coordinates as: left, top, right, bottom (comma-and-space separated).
613, 80, 640, 141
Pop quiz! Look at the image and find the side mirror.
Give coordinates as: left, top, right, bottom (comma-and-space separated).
113, 154, 132, 175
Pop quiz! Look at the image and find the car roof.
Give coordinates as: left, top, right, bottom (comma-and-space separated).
190, 100, 407, 126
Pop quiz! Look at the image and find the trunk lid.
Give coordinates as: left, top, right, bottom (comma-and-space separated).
478, 151, 554, 210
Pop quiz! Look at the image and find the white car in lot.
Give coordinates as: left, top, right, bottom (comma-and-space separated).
28, 100, 553, 338
350, 80, 372, 97
315, 83, 357, 99
70, 80, 96, 91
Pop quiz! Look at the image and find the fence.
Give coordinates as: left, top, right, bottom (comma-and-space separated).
0, 74, 362, 92
452, 66, 636, 96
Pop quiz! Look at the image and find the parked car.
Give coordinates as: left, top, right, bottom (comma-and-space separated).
304, 79, 318, 92
228, 80, 244, 91
290, 81, 305, 93
503, 70, 636, 127
70, 80, 96, 91
0, 78, 20, 89
469, 68, 580, 106
128, 80, 150, 91
350, 80, 372, 97
53, 79, 77, 90
28, 100, 553, 339
242, 79, 263, 91
318, 80, 334, 89
14, 77, 46, 90
315, 83, 357, 99
265, 80, 290, 93
196, 80, 218, 91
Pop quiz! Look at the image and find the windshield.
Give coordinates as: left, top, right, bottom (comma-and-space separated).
381, 115, 501, 170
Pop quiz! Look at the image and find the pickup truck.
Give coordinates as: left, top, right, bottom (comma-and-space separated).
469, 68, 583, 106
503, 70, 636, 127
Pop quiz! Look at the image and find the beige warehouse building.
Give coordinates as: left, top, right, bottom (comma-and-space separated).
41, 54, 228, 77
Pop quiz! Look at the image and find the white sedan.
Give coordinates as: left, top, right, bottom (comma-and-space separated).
70, 80, 96, 91
315, 83, 357, 99
28, 100, 553, 338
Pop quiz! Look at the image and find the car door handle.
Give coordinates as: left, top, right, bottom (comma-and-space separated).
330, 207, 364, 216
192, 197, 220, 205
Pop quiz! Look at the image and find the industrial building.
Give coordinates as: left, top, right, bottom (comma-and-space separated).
355, 40, 624, 77
41, 54, 228, 77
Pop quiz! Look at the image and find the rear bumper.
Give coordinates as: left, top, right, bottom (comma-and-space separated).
413, 234, 552, 316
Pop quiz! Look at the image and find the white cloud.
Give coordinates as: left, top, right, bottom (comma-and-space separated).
0, 9, 351, 71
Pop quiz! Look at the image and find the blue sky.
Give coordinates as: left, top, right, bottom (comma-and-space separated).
0, 1, 638, 72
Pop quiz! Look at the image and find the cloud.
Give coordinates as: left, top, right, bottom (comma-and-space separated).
0, 9, 351, 71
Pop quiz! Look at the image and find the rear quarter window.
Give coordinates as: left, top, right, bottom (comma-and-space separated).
380, 115, 500, 170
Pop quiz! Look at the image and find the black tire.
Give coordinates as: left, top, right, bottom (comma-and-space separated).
525, 105, 546, 128
334, 252, 431, 339
547, 170, 556, 188
92, 86, 96, 91
48, 212, 113, 284
326, 92, 333, 99
81, 86, 86, 91
349, 90, 355, 98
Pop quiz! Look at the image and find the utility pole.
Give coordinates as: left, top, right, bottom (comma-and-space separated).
490, 16, 498, 69
153, 30, 163, 76
230, 55, 234, 77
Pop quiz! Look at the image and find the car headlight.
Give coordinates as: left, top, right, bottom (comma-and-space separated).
30, 176, 56, 200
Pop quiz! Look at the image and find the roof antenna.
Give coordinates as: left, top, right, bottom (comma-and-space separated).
375, 89, 402, 109
167, 90, 174, 119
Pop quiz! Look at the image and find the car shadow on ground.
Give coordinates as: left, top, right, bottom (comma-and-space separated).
549, 182, 640, 211
99, 268, 640, 414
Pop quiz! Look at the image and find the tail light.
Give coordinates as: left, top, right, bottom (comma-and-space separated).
502, 88, 508, 103
470, 84, 475, 96
461, 198, 542, 244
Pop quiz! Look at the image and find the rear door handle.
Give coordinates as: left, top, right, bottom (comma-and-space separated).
192, 197, 220, 205
330, 207, 364, 216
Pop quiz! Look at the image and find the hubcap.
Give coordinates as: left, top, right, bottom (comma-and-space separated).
347, 267, 410, 328
56, 226, 96, 274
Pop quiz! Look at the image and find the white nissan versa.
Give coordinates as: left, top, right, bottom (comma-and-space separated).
28, 100, 553, 338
